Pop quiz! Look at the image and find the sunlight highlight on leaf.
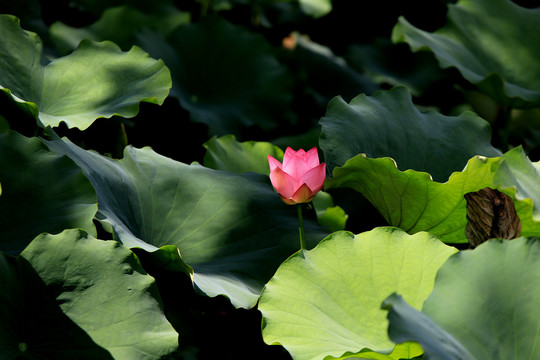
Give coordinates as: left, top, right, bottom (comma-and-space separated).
260, 227, 457, 360
326, 147, 540, 243
0, 15, 171, 130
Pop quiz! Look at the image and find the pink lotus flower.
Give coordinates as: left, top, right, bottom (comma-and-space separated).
268, 147, 326, 205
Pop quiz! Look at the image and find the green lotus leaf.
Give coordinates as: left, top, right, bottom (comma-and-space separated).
383, 237, 540, 359
312, 191, 348, 232
326, 146, 540, 243
259, 227, 457, 360
50, 4, 190, 53
298, 0, 332, 18
0, 131, 97, 255
320, 86, 502, 181
315, 205, 347, 232
203, 134, 284, 175
392, 0, 540, 108
21, 229, 179, 359
0, 251, 113, 359
137, 15, 294, 135
382, 294, 475, 360
0, 14, 171, 130
44, 136, 329, 309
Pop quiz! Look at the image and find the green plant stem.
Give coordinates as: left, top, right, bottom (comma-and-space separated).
494, 105, 513, 152
115, 122, 128, 158
298, 204, 306, 250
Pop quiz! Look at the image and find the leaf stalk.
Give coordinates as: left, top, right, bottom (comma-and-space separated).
298, 204, 306, 250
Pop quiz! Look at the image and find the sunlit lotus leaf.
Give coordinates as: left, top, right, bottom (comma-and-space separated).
0, 14, 171, 130
259, 227, 457, 360
326, 147, 540, 244
384, 237, 540, 359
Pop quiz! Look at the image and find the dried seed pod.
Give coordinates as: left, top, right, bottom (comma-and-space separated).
464, 187, 521, 248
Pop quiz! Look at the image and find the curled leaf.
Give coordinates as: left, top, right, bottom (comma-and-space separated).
464, 187, 521, 248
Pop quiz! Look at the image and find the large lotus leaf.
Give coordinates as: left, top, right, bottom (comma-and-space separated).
44, 136, 329, 309
0, 14, 171, 130
259, 227, 457, 360
0, 251, 113, 359
320, 86, 502, 181
383, 237, 540, 359
382, 294, 475, 360
0, 131, 97, 254
392, 0, 540, 108
137, 15, 294, 135
203, 134, 284, 175
326, 146, 540, 244
50, 5, 190, 53
21, 229, 179, 359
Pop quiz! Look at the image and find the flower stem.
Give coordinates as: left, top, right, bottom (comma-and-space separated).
298, 204, 306, 250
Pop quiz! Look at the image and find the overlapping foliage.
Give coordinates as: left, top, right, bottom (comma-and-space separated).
1, 0, 539, 359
